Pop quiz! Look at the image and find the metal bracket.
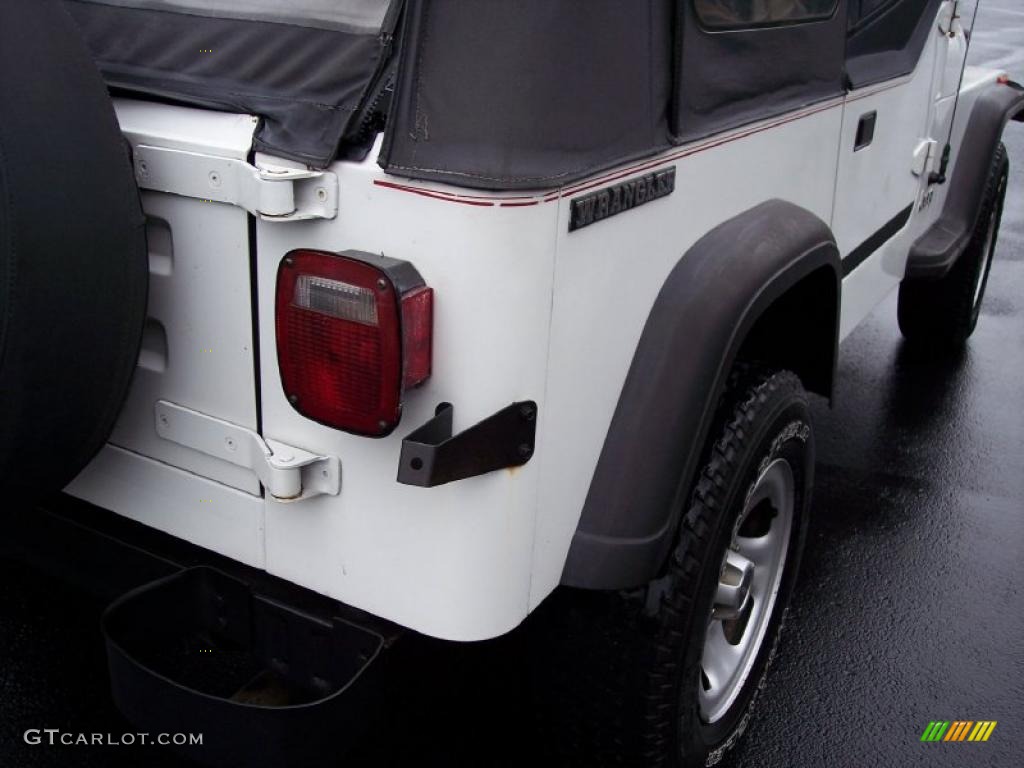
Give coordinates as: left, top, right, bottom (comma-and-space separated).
397, 402, 538, 488
155, 401, 341, 501
912, 139, 937, 177
134, 145, 338, 221
938, 0, 960, 36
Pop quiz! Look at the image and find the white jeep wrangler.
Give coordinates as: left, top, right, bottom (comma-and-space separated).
1, 0, 1021, 765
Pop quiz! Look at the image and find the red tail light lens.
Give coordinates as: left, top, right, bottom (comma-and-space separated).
275, 249, 432, 436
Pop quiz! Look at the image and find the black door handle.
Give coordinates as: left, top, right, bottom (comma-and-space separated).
855, 111, 877, 151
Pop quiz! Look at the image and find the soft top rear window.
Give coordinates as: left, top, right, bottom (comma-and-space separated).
695, 0, 839, 29
77, 0, 394, 32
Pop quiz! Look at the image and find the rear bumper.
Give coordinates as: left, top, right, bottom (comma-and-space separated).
4, 495, 402, 768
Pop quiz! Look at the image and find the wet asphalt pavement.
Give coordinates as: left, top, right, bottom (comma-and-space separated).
727, 8, 1024, 767
3, 5, 1023, 768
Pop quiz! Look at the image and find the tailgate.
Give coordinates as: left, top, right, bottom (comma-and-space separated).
106, 99, 263, 495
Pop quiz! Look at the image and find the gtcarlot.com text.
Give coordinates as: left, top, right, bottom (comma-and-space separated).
24, 729, 202, 746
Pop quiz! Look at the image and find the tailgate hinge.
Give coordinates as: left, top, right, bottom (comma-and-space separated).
134, 145, 338, 221
155, 401, 341, 501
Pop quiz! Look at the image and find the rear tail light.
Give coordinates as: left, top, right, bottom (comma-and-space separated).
275, 249, 433, 436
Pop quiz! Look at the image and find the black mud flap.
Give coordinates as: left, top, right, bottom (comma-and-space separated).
102, 567, 386, 767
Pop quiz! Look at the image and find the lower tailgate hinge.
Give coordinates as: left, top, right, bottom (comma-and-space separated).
155, 401, 341, 501
134, 145, 338, 221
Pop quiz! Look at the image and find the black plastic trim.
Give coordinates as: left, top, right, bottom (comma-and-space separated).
854, 110, 878, 151
397, 401, 537, 487
841, 203, 914, 277
561, 200, 840, 590
906, 82, 1024, 281
333, 248, 426, 298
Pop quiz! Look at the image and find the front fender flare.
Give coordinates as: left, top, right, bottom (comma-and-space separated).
561, 199, 840, 590
906, 80, 1024, 281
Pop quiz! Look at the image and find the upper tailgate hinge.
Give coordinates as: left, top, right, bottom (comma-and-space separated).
133, 145, 338, 221
155, 401, 341, 501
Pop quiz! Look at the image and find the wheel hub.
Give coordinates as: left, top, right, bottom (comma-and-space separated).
711, 550, 754, 621
698, 458, 795, 724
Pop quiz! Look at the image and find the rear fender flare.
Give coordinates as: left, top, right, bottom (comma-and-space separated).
560, 199, 840, 590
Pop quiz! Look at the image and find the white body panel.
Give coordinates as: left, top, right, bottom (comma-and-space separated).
103, 102, 262, 494
255, 150, 559, 639
66, 3, 1003, 640
67, 445, 266, 568
835, 3, 986, 341
69, 102, 269, 564
833, 74, 931, 339
531, 104, 844, 606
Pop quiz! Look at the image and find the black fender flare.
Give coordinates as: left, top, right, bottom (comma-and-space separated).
906, 80, 1024, 281
561, 199, 840, 590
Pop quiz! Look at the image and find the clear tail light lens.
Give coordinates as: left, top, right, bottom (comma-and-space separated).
275, 249, 433, 437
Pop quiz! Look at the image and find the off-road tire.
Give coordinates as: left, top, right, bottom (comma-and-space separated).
536, 367, 813, 767
898, 143, 1009, 348
0, 0, 148, 498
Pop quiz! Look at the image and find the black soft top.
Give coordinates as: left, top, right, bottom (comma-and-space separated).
64, 0, 942, 190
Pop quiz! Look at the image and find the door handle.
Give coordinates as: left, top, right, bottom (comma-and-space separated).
855, 111, 877, 151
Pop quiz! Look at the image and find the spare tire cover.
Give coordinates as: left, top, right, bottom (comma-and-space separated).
0, 0, 148, 496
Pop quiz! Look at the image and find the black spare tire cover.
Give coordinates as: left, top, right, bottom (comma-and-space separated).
0, 0, 148, 496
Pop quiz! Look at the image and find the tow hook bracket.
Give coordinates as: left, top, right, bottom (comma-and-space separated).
154, 401, 341, 500
397, 401, 538, 488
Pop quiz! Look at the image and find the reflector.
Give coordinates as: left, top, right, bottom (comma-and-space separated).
401, 287, 433, 390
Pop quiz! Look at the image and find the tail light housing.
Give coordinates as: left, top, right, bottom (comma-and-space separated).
275, 249, 433, 437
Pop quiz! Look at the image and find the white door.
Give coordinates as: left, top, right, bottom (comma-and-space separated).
929, 0, 972, 178
833, 2, 959, 338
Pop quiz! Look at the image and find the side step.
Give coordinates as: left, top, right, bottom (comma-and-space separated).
102, 566, 386, 767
